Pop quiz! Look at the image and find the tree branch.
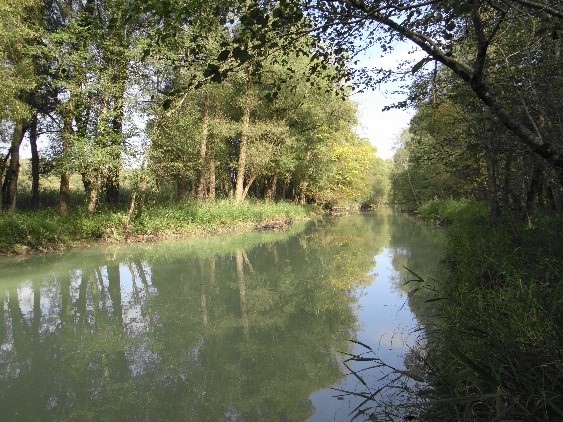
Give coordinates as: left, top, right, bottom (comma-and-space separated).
335, 0, 563, 179
509, 0, 563, 20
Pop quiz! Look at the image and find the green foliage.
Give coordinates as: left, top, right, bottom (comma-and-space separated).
135, 200, 312, 233
0, 209, 126, 251
419, 199, 489, 225
0, 200, 315, 253
412, 203, 563, 420
363, 158, 392, 207
389, 96, 489, 210
1, 0, 387, 215
293, 0, 563, 184
0, 210, 68, 250
147, 37, 383, 206
0, 0, 40, 120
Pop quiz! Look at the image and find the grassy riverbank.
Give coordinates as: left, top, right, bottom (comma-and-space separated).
414, 199, 563, 420
0, 200, 318, 255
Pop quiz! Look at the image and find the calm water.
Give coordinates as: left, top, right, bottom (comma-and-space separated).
0, 210, 444, 421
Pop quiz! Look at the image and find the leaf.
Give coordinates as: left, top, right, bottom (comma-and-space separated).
342, 360, 368, 387
203, 63, 222, 82
141, 48, 151, 61
349, 339, 374, 351
232, 46, 252, 64
348, 387, 386, 417
217, 49, 230, 62
403, 267, 425, 282
396, 369, 425, 383
449, 343, 499, 385
424, 297, 448, 303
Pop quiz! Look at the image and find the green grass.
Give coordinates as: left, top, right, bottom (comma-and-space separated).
419, 198, 489, 225
0, 199, 318, 254
413, 200, 563, 420
134, 199, 315, 234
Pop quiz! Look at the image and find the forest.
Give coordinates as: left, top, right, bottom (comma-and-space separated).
0, 0, 388, 220
2, 0, 563, 420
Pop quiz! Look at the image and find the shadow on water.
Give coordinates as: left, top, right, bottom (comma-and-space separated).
0, 209, 445, 421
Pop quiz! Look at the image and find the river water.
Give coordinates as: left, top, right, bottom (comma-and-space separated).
0, 209, 444, 421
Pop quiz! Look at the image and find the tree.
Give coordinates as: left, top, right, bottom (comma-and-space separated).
391, 34, 563, 216
270, 0, 563, 188
0, 0, 41, 212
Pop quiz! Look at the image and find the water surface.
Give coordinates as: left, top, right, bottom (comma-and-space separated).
0, 210, 444, 421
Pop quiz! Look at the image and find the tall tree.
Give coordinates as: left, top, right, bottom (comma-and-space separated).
269, 0, 563, 187
0, 0, 41, 211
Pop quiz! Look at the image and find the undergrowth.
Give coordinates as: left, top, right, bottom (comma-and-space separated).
0, 200, 316, 254
417, 200, 563, 420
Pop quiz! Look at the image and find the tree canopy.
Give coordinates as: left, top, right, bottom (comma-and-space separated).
260, 0, 563, 190
0, 0, 389, 214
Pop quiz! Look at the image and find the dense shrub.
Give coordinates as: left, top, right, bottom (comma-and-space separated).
417, 200, 563, 420
0, 200, 316, 254
419, 199, 489, 225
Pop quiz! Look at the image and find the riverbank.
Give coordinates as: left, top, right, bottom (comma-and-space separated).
412, 199, 563, 420
0, 200, 319, 256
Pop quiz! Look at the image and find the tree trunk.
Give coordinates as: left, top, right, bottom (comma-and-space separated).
83, 172, 100, 215
297, 182, 308, 204
483, 107, 500, 221
2, 120, 27, 212
547, 184, 563, 213
197, 91, 210, 199
105, 169, 120, 207
135, 175, 147, 219
501, 153, 513, 210
177, 172, 187, 201
0, 151, 9, 213
29, 113, 40, 208
59, 173, 71, 216
59, 113, 73, 216
241, 174, 257, 202
265, 175, 277, 201
125, 190, 137, 236
280, 179, 288, 200
235, 78, 252, 203
104, 62, 127, 207
207, 147, 216, 200
525, 162, 543, 220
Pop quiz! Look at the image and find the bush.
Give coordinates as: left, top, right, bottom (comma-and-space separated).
417, 205, 563, 420
0, 200, 315, 253
419, 199, 489, 225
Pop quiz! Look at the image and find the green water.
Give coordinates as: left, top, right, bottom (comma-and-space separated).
0, 210, 444, 421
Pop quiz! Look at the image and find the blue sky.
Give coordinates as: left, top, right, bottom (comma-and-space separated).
352, 43, 425, 160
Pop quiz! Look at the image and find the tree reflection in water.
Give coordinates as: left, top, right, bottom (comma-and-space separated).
0, 215, 395, 421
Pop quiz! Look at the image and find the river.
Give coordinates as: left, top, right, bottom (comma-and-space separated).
0, 209, 444, 421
